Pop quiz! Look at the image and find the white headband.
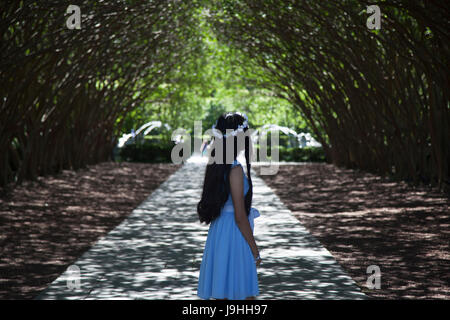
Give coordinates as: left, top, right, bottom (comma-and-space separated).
211, 113, 249, 139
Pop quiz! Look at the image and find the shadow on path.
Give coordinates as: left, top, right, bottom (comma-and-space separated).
256, 162, 449, 299
0, 162, 180, 299
36, 156, 366, 300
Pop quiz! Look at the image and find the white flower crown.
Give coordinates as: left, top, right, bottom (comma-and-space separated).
211, 112, 249, 139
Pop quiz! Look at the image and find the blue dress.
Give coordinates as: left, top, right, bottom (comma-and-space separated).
197, 159, 260, 300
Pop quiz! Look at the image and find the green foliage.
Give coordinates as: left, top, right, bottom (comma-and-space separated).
0, 0, 206, 186
256, 145, 326, 162
118, 140, 176, 163
205, 0, 449, 190
3, 0, 446, 192
118, 6, 308, 141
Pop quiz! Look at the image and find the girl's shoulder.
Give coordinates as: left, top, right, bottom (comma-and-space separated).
231, 159, 242, 168
225, 160, 242, 180
231, 159, 248, 180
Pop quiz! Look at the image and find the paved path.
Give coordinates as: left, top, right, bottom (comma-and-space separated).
36, 155, 366, 300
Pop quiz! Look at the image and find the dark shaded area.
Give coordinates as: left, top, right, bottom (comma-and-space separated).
256, 164, 450, 299
209, 0, 450, 192
0, 1, 203, 187
0, 162, 181, 299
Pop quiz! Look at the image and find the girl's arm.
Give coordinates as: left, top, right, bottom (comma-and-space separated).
229, 166, 259, 261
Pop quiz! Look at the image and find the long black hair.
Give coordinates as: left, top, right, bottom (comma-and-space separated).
197, 112, 253, 224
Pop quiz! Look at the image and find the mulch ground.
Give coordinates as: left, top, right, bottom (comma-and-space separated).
0, 161, 181, 299
254, 163, 450, 299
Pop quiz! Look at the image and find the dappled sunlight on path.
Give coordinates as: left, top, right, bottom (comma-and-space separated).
36, 156, 366, 300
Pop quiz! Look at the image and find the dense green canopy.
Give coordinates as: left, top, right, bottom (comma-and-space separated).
1, 0, 448, 191
206, 0, 449, 190
1, 0, 205, 186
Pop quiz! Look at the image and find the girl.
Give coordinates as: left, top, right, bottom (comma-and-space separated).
197, 112, 261, 300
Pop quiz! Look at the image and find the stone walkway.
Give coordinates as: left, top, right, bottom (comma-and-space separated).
36, 155, 366, 300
